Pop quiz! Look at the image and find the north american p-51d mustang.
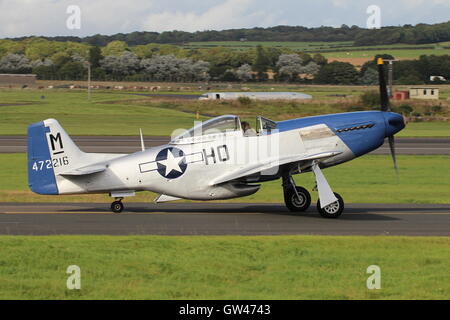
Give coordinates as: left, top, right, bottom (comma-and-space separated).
28, 59, 405, 218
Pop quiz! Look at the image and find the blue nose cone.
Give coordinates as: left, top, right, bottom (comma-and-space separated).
384, 112, 405, 137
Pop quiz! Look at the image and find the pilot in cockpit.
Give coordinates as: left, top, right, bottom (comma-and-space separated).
241, 121, 257, 137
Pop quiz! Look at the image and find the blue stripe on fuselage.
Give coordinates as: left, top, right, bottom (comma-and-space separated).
277, 111, 386, 157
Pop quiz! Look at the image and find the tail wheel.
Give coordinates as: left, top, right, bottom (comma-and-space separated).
111, 201, 124, 213
284, 187, 311, 212
317, 193, 344, 219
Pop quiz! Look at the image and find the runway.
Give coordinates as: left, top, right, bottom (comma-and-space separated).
1, 203, 449, 236
1, 136, 450, 154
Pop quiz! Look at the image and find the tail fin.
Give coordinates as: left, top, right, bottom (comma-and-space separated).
28, 119, 84, 195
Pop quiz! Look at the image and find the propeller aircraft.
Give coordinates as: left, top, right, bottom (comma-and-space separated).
27, 58, 405, 218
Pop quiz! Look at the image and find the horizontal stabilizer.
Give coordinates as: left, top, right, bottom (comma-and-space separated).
59, 164, 106, 176
154, 194, 182, 203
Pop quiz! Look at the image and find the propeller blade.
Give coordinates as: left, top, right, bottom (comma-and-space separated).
377, 58, 390, 112
388, 135, 398, 175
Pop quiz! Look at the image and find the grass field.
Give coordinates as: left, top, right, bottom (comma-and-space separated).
1, 88, 450, 137
1, 153, 449, 204
0, 89, 207, 136
397, 122, 450, 137
0, 235, 448, 299
128, 98, 450, 137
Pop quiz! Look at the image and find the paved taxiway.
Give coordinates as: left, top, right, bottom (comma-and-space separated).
1, 136, 449, 155
1, 203, 449, 236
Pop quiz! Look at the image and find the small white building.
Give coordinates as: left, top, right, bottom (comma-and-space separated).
430, 76, 446, 82
409, 87, 440, 100
199, 92, 313, 101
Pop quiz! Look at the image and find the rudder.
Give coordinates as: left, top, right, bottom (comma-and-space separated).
28, 119, 84, 195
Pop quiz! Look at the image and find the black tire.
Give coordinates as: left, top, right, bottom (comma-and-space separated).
284, 187, 311, 212
317, 193, 344, 219
111, 201, 124, 213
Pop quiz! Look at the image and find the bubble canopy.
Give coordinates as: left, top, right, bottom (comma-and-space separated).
173, 115, 242, 141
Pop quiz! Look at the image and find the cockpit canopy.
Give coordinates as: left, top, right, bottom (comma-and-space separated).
172, 115, 242, 142
171, 114, 278, 144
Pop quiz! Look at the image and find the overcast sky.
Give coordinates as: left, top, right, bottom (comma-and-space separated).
0, 0, 449, 38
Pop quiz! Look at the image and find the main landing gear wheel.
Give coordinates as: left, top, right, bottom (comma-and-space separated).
317, 193, 344, 219
284, 186, 311, 212
111, 201, 124, 213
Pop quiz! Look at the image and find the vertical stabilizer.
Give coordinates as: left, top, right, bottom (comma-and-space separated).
27, 119, 84, 194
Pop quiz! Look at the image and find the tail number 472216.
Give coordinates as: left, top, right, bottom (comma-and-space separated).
32, 156, 69, 171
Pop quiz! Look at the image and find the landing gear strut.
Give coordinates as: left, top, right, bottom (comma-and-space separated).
311, 161, 344, 219
111, 198, 124, 213
282, 176, 311, 212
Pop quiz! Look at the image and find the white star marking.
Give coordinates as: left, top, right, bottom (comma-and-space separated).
158, 149, 184, 177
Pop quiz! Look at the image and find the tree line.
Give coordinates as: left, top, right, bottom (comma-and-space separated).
0, 38, 449, 85
0, 44, 323, 82
6, 21, 450, 46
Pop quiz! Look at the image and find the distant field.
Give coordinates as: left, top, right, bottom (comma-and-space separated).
182, 41, 355, 51
322, 49, 449, 63
0, 90, 206, 136
2, 154, 449, 204
1, 87, 450, 137
1, 235, 448, 299
183, 41, 450, 64
182, 41, 448, 51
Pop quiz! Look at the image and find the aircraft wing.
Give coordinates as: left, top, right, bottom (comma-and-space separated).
59, 164, 107, 176
210, 151, 341, 186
